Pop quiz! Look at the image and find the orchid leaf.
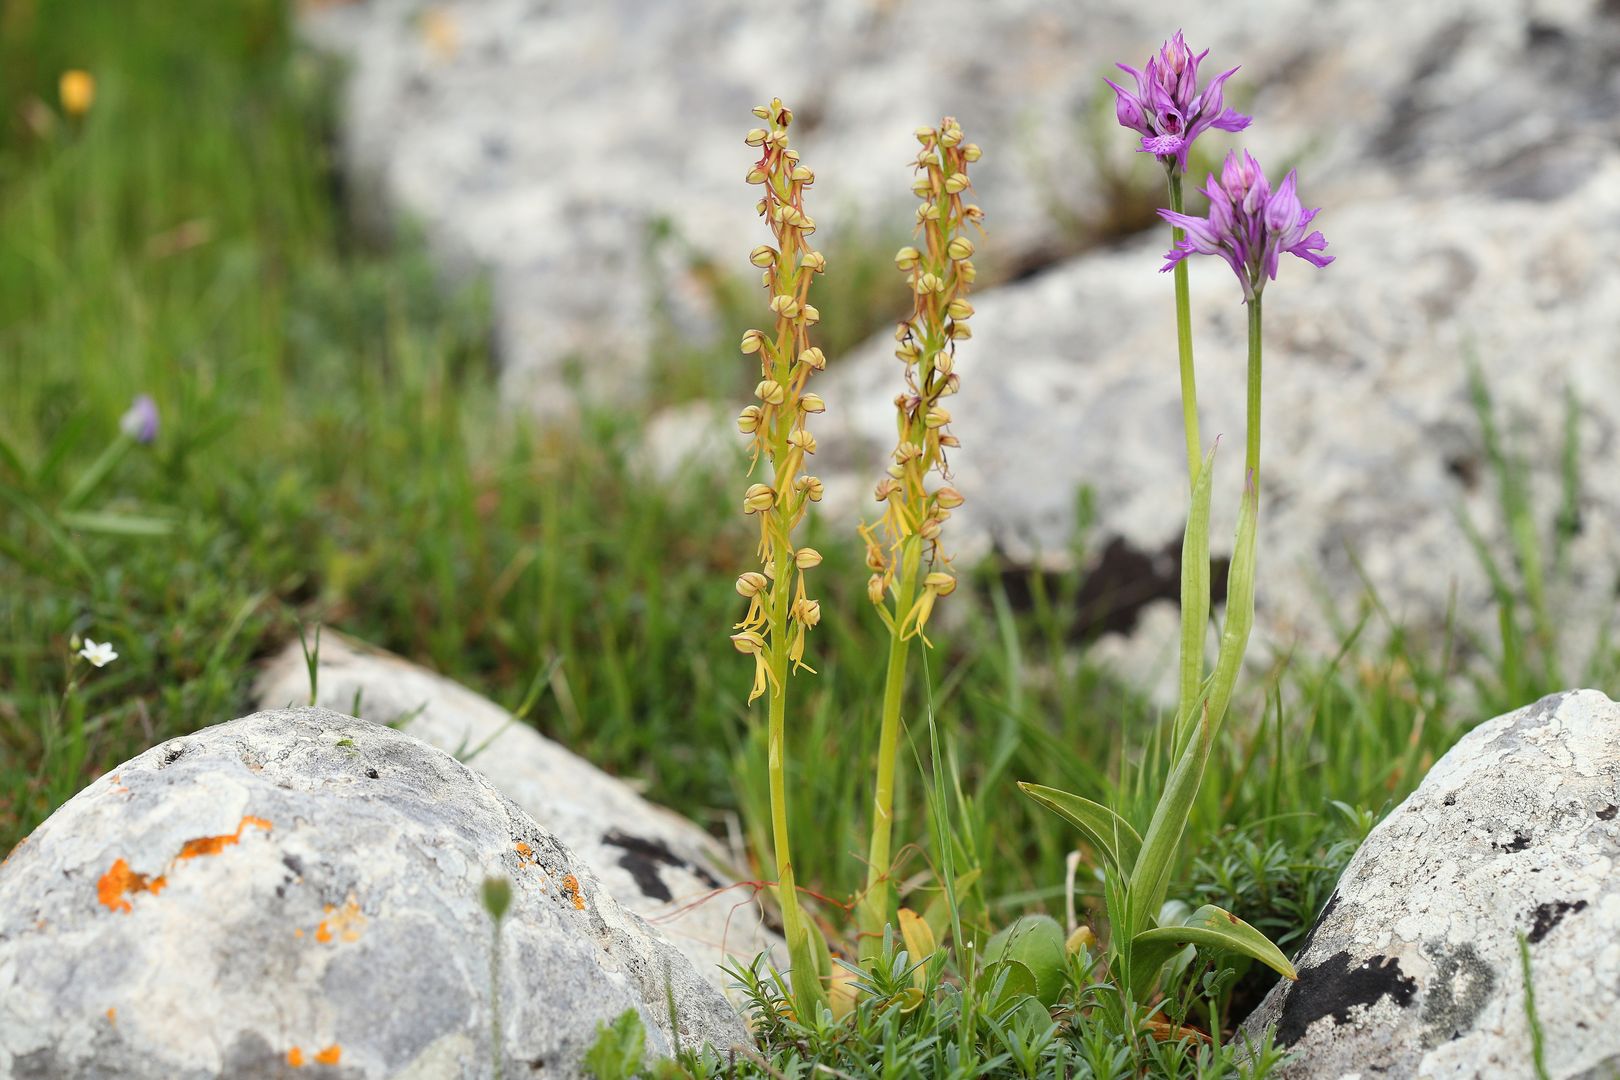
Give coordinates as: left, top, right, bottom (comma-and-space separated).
1127, 904, 1297, 998
1018, 782, 1142, 876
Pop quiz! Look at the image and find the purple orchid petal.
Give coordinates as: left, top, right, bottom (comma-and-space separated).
1141, 132, 1186, 157
1103, 78, 1151, 136
1108, 36, 1248, 171
1288, 231, 1335, 267
1155, 152, 1331, 299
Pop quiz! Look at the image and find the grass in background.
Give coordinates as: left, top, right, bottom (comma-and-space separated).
1, 1, 1611, 1067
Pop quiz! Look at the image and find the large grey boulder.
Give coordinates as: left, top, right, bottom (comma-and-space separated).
0, 708, 747, 1078
816, 169, 1620, 675
253, 632, 782, 993
299, 0, 1620, 410
1242, 689, 1620, 1079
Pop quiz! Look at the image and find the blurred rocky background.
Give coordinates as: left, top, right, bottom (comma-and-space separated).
300, 0, 1620, 688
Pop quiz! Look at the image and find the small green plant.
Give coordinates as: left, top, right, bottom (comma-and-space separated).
583, 1009, 647, 1080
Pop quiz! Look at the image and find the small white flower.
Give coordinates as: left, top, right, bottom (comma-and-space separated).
78, 639, 118, 668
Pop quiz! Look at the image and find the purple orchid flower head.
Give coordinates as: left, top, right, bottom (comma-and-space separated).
119, 394, 160, 445
1105, 30, 1251, 173
1159, 150, 1333, 301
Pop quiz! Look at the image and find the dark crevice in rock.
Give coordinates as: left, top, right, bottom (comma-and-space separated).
998, 536, 1231, 642
1527, 899, 1588, 943
601, 830, 720, 904
1493, 831, 1532, 853
1274, 951, 1417, 1047
1597, 803, 1617, 820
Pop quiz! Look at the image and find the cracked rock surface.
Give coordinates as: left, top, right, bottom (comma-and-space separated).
253, 632, 782, 995
1242, 689, 1620, 1079
0, 708, 747, 1078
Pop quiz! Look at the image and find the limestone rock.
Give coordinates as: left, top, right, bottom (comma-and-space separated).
253, 632, 781, 992
0, 707, 747, 1078
1241, 689, 1620, 1079
817, 171, 1620, 671
299, 0, 1620, 410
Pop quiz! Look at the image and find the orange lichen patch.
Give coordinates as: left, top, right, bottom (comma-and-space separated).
2, 837, 22, 867
97, 859, 168, 913
562, 873, 585, 911
314, 895, 365, 945
514, 841, 534, 867
105, 1007, 116, 1025
315, 1045, 342, 1065
176, 816, 272, 860
294, 927, 305, 939
287, 1046, 305, 1067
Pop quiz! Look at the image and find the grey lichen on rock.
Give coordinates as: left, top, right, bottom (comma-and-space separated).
0, 707, 747, 1078
252, 632, 783, 994
1242, 689, 1620, 1079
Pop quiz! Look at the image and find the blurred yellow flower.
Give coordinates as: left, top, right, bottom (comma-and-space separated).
59, 70, 95, 117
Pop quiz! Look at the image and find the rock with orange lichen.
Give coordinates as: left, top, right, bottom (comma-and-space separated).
0, 707, 746, 1078
254, 632, 783, 994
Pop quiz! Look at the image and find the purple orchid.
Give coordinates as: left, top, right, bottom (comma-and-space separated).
119, 394, 159, 445
1160, 150, 1333, 301
1105, 31, 1251, 173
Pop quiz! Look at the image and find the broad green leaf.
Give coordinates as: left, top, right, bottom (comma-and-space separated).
1174, 442, 1218, 756
1127, 904, 1297, 998
984, 915, 1066, 1007
1017, 782, 1142, 875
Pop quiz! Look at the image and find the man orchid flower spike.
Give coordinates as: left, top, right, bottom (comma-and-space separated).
731, 97, 828, 1020
855, 117, 980, 962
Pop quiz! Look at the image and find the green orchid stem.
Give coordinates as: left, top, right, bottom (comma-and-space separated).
1246, 294, 1262, 492
1168, 170, 1201, 489
765, 534, 820, 1017
1170, 166, 1211, 759
857, 537, 921, 962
